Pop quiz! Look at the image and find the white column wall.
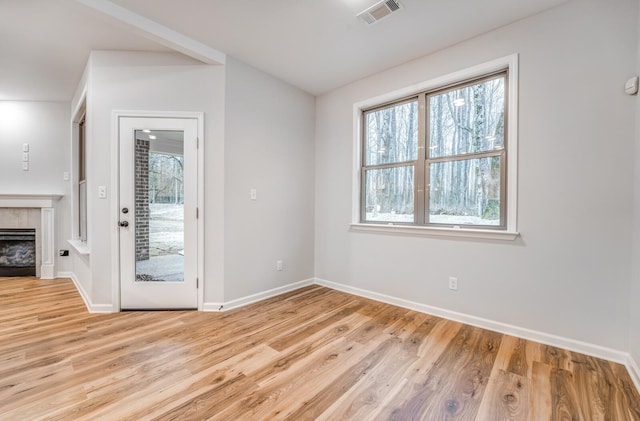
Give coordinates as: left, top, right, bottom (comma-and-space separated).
87, 51, 225, 306
223, 57, 315, 301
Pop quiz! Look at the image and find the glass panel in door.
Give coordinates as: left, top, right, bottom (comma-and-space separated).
134, 130, 185, 283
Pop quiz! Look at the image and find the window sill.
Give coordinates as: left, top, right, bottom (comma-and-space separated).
349, 223, 519, 241
68, 239, 90, 255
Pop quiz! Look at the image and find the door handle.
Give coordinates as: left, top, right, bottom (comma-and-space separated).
119, 221, 129, 227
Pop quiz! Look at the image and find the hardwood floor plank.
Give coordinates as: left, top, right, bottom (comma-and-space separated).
476, 369, 530, 420
386, 324, 502, 420
0, 277, 638, 420
267, 299, 364, 352
278, 337, 402, 421
550, 366, 586, 420
506, 337, 530, 377
530, 361, 553, 421
313, 315, 439, 420
611, 362, 640, 420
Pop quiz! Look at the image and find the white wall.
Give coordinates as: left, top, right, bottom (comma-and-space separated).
629, 0, 640, 379
71, 51, 314, 308
223, 57, 315, 301
86, 51, 225, 306
315, 0, 637, 352
0, 101, 72, 274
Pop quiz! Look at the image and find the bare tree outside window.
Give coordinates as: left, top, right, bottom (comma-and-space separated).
361, 72, 507, 229
149, 153, 184, 205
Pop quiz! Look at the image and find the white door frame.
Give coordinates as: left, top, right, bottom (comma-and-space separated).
111, 110, 205, 311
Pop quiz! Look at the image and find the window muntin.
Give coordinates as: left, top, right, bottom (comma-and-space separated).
361, 71, 508, 229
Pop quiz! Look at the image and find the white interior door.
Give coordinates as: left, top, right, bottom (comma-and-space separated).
119, 117, 198, 309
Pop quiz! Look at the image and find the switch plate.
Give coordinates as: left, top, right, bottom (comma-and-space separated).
276, 260, 283, 271
22, 152, 29, 162
449, 277, 458, 291
22, 162, 28, 171
98, 186, 107, 199
63, 171, 69, 181
22, 143, 29, 152
250, 189, 257, 201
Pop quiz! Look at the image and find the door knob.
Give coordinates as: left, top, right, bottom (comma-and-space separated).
119, 221, 129, 227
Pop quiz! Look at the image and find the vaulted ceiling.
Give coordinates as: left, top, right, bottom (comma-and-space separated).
0, 0, 568, 101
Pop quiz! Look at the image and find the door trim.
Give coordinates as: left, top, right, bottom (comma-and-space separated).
111, 110, 205, 311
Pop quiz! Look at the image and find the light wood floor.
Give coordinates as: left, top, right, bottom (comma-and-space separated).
0, 277, 639, 420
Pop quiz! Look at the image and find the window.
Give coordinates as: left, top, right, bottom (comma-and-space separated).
78, 114, 87, 242
363, 99, 418, 223
356, 56, 518, 238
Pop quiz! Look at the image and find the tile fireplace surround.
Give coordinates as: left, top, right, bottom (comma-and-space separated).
0, 195, 61, 279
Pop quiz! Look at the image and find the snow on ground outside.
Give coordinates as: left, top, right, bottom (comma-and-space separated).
365, 212, 500, 226
149, 203, 184, 257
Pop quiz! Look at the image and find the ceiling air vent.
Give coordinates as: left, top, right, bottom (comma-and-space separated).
357, 0, 403, 25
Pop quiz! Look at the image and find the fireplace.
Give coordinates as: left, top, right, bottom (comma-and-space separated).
0, 229, 36, 276
0, 194, 61, 279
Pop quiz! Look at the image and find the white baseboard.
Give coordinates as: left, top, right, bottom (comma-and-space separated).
627, 354, 640, 395
203, 278, 315, 312
202, 302, 225, 312
67, 272, 115, 313
314, 278, 629, 365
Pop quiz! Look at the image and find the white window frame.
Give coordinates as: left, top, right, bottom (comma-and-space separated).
69, 94, 91, 256
351, 54, 519, 240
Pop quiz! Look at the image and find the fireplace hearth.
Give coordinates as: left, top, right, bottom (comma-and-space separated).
0, 229, 36, 276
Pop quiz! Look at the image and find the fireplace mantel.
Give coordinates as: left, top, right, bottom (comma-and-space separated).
0, 194, 63, 279
0, 194, 63, 208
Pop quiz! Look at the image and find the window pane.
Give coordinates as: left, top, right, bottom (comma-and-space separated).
429, 156, 501, 226
79, 181, 87, 242
365, 100, 418, 165
429, 76, 505, 158
135, 130, 185, 283
364, 166, 414, 223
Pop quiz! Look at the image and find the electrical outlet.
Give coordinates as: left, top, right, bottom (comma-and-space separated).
59, 250, 69, 257
448, 277, 458, 291
276, 260, 283, 271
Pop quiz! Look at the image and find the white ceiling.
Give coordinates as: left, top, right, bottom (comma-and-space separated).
1, 0, 568, 101
0, 0, 172, 101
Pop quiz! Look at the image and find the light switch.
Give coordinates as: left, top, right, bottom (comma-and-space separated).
22, 152, 29, 162
250, 189, 257, 201
22, 143, 29, 152
98, 186, 107, 199
22, 162, 29, 171
63, 172, 69, 181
